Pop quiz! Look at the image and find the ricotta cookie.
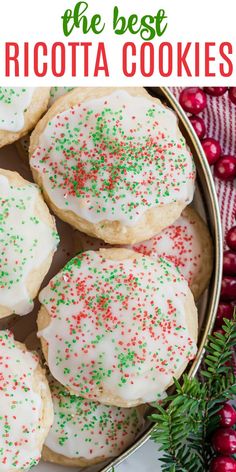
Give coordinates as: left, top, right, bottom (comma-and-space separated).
37, 248, 198, 407
0, 87, 50, 148
0, 169, 59, 318
30, 87, 196, 244
77, 206, 213, 300
43, 377, 144, 467
0, 330, 53, 472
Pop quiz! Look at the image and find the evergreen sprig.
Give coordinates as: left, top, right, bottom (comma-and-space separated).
151, 309, 236, 471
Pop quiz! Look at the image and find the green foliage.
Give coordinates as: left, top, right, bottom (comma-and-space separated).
151, 310, 236, 471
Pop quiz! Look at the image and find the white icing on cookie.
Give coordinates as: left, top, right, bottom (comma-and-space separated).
38, 250, 197, 404
45, 377, 144, 460
0, 174, 59, 315
31, 90, 195, 227
0, 331, 46, 471
0, 88, 35, 132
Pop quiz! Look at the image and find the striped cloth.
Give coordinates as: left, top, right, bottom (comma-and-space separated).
170, 88, 236, 375
170, 87, 236, 244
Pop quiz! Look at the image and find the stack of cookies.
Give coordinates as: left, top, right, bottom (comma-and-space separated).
0, 87, 213, 471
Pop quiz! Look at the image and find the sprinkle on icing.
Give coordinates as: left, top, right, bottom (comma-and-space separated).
0, 88, 35, 132
49, 87, 74, 107
39, 250, 197, 403
0, 174, 59, 315
0, 331, 44, 471
45, 377, 144, 460
31, 90, 195, 227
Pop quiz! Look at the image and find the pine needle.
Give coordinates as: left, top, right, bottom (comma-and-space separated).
151, 308, 236, 471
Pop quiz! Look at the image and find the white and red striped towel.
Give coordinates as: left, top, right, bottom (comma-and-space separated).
170, 87, 236, 242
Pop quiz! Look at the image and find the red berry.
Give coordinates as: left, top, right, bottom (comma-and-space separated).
219, 404, 236, 427
215, 303, 234, 327
210, 456, 236, 472
221, 276, 236, 301
223, 250, 236, 275
226, 226, 236, 252
214, 156, 236, 180
229, 88, 236, 105
212, 428, 236, 455
179, 87, 207, 114
201, 138, 222, 165
204, 87, 228, 97
189, 115, 206, 139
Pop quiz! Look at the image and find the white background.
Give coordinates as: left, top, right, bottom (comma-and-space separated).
0, 0, 235, 85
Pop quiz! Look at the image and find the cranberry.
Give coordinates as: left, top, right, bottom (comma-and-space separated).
219, 404, 236, 427
189, 115, 206, 139
229, 88, 236, 105
226, 226, 236, 252
214, 156, 236, 181
210, 456, 236, 472
204, 87, 228, 97
212, 428, 236, 455
215, 303, 234, 327
223, 250, 236, 275
201, 138, 222, 165
221, 276, 236, 301
179, 87, 207, 114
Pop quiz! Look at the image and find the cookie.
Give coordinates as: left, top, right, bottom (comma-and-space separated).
0, 169, 59, 318
0, 330, 53, 471
43, 376, 144, 467
0, 87, 50, 147
77, 206, 213, 300
37, 248, 198, 407
29, 87, 196, 244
